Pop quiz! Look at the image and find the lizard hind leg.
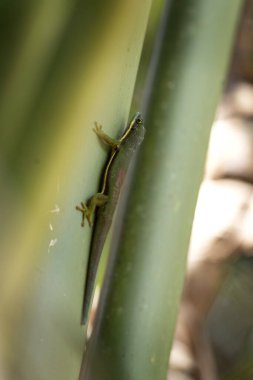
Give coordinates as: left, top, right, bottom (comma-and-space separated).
76, 202, 91, 227
76, 193, 108, 227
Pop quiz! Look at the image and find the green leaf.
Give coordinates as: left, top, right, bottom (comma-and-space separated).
0, 1, 152, 379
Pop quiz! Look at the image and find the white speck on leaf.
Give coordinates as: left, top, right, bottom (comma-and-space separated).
50, 204, 60, 213
48, 238, 58, 252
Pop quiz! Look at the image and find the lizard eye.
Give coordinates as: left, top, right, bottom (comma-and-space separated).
136, 117, 143, 125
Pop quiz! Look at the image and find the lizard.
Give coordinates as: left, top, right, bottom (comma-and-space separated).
76, 112, 145, 325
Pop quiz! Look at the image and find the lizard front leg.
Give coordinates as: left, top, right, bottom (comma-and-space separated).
93, 122, 121, 150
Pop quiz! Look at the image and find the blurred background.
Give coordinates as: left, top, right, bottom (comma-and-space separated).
169, 1, 253, 379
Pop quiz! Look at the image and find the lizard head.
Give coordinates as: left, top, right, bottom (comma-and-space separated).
120, 112, 145, 147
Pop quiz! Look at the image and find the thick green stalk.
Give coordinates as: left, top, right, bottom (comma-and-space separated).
83, 0, 242, 379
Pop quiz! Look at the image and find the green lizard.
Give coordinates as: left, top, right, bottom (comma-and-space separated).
76, 112, 145, 325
